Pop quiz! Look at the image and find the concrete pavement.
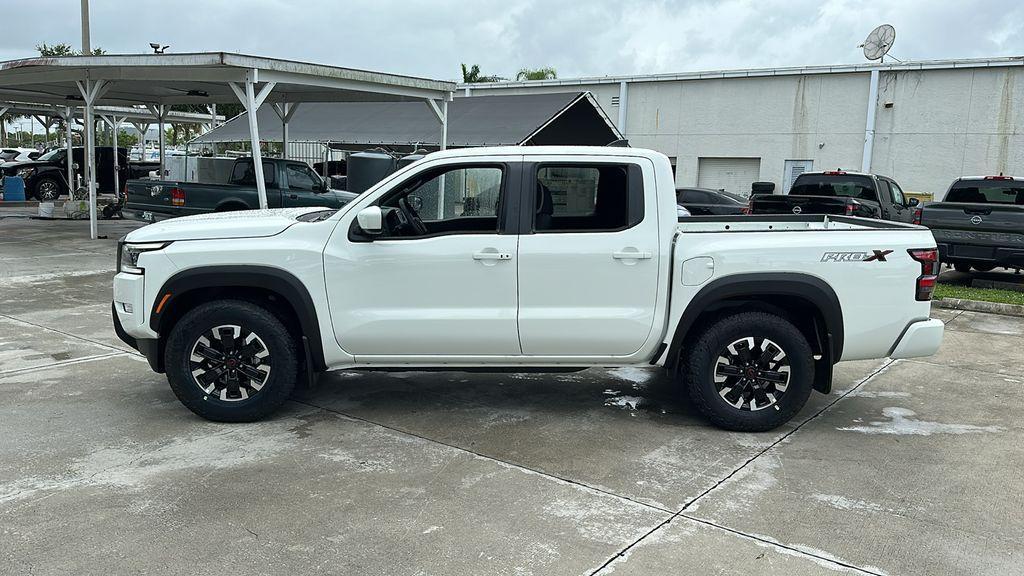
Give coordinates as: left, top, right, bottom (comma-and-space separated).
1, 216, 1020, 575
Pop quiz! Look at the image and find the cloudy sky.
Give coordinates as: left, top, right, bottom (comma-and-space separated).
2, 0, 1023, 81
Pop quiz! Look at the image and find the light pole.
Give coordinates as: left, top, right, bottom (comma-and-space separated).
81, 0, 90, 54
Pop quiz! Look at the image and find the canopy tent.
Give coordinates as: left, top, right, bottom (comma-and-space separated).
0, 52, 455, 238
190, 92, 622, 150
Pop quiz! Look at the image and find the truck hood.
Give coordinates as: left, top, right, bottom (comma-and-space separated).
124, 207, 330, 242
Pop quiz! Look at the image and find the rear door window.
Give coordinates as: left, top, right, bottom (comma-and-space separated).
534, 164, 643, 233
887, 179, 907, 205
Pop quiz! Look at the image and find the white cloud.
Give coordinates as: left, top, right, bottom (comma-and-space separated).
1, 0, 1021, 80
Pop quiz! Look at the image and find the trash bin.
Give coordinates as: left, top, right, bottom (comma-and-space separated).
2, 176, 26, 201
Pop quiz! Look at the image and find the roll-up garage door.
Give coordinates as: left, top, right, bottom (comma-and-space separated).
697, 157, 761, 198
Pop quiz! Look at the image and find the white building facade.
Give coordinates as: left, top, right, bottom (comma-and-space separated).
463, 57, 1024, 199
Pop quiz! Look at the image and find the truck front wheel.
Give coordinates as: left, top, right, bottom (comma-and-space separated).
681, 311, 814, 432
164, 300, 298, 422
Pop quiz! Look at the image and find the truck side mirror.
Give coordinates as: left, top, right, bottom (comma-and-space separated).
907, 197, 920, 207
356, 206, 383, 235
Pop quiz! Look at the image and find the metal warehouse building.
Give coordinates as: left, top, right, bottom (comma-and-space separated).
464, 56, 1024, 199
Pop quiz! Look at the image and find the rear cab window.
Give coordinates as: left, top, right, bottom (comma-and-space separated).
230, 161, 276, 186
533, 164, 643, 233
789, 174, 878, 202
945, 180, 1024, 204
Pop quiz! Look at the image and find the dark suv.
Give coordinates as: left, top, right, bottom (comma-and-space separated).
0, 146, 156, 201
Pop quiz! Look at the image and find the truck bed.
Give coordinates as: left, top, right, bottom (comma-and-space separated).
676, 214, 916, 233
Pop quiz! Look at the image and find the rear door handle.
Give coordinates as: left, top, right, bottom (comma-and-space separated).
613, 250, 653, 260
289, 193, 298, 199
473, 251, 512, 261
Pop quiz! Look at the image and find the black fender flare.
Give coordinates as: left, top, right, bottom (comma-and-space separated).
665, 272, 843, 392
149, 265, 327, 372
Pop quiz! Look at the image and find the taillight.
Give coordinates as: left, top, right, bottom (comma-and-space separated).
908, 248, 940, 301
844, 203, 855, 216
911, 207, 922, 226
171, 187, 185, 207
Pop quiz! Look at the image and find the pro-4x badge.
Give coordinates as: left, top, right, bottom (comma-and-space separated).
821, 250, 893, 262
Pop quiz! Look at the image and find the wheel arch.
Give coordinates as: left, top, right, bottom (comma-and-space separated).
215, 199, 251, 211
148, 266, 327, 373
665, 273, 843, 393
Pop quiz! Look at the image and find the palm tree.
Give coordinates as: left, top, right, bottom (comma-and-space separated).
515, 67, 557, 81
460, 63, 505, 83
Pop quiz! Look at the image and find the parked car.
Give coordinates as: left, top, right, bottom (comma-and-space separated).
0, 146, 158, 201
920, 175, 1024, 273
677, 187, 749, 216
0, 147, 41, 163
113, 146, 943, 432
749, 170, 918, 223
123, 157, 357, 222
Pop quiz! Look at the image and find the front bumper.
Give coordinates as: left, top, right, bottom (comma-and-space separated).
112, 301, 162, 372
889, 318, 944, 359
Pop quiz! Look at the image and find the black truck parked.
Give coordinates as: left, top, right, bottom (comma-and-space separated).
749, 170, 918, 223
0, 146, 158, 201
920, 175, 1024, 273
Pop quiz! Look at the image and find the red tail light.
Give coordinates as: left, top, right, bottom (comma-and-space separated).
908, 248, 940, 301
983, 175, 1011, 181
823, 170, 847, 175
844, 203, 855, 216
170, 187, 185, 207
911, 207, 922, 225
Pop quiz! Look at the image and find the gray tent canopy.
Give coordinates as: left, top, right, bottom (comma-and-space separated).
190, 92, 621, 150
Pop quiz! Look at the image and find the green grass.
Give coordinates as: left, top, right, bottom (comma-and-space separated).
934, 284, 1024, 306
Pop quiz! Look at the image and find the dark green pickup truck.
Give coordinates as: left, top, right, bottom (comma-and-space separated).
124, 157, 357, 222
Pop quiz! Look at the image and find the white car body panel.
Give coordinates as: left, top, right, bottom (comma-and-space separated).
115, 146, 942, 375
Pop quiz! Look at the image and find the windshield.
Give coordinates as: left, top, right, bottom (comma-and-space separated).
789, 174, 877, 201
37, 149, 65, 162
946, 180, 1024, 204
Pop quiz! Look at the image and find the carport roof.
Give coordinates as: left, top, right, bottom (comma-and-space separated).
189, 92, 623, 148
0, 101, 221, 124
0, 52, 455, 106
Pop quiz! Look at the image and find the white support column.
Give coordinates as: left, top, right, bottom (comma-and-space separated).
862, 69, 880, 173
272, 102, 300, 161
102, 115, 125, 201
146, 104, 168, 178
617, 81, 629, 133
131, 122, 150, 159
229, 73, 276, 210
49, 104, 76, 192
0, 106, 10, 147
426, 97, 450, 218
76, 78, 109, 240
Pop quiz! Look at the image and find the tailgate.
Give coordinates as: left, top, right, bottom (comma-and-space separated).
750, 194, 850, 215
922, 202, 1024, 249
125, 180, 184, 220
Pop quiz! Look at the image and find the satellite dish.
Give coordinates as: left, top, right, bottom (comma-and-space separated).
861, 24, 896, 61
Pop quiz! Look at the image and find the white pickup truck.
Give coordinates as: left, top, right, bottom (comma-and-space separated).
112, 146, 944, 431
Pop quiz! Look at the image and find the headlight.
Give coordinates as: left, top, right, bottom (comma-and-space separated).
118, 241, 170, 274
16, 167, 35, 178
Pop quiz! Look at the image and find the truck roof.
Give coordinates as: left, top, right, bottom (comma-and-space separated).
798, 170, 876, 178
423, 145, 670, 162
954, 175, 1023, 182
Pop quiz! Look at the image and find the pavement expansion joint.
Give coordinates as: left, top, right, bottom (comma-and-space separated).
587, 358, 899, 575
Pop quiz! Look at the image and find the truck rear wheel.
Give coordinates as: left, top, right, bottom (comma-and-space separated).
953, 263, 971, 273
680, 311, 814, 432
164, 300, 298, 422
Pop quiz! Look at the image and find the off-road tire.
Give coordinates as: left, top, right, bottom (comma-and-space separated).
681, 311, 814, 432
165, 299, 298, 422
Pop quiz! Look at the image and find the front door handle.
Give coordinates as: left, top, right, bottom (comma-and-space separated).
289, 193, 298, 199
612, 249, 653, 260
473, 251, 512, 261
